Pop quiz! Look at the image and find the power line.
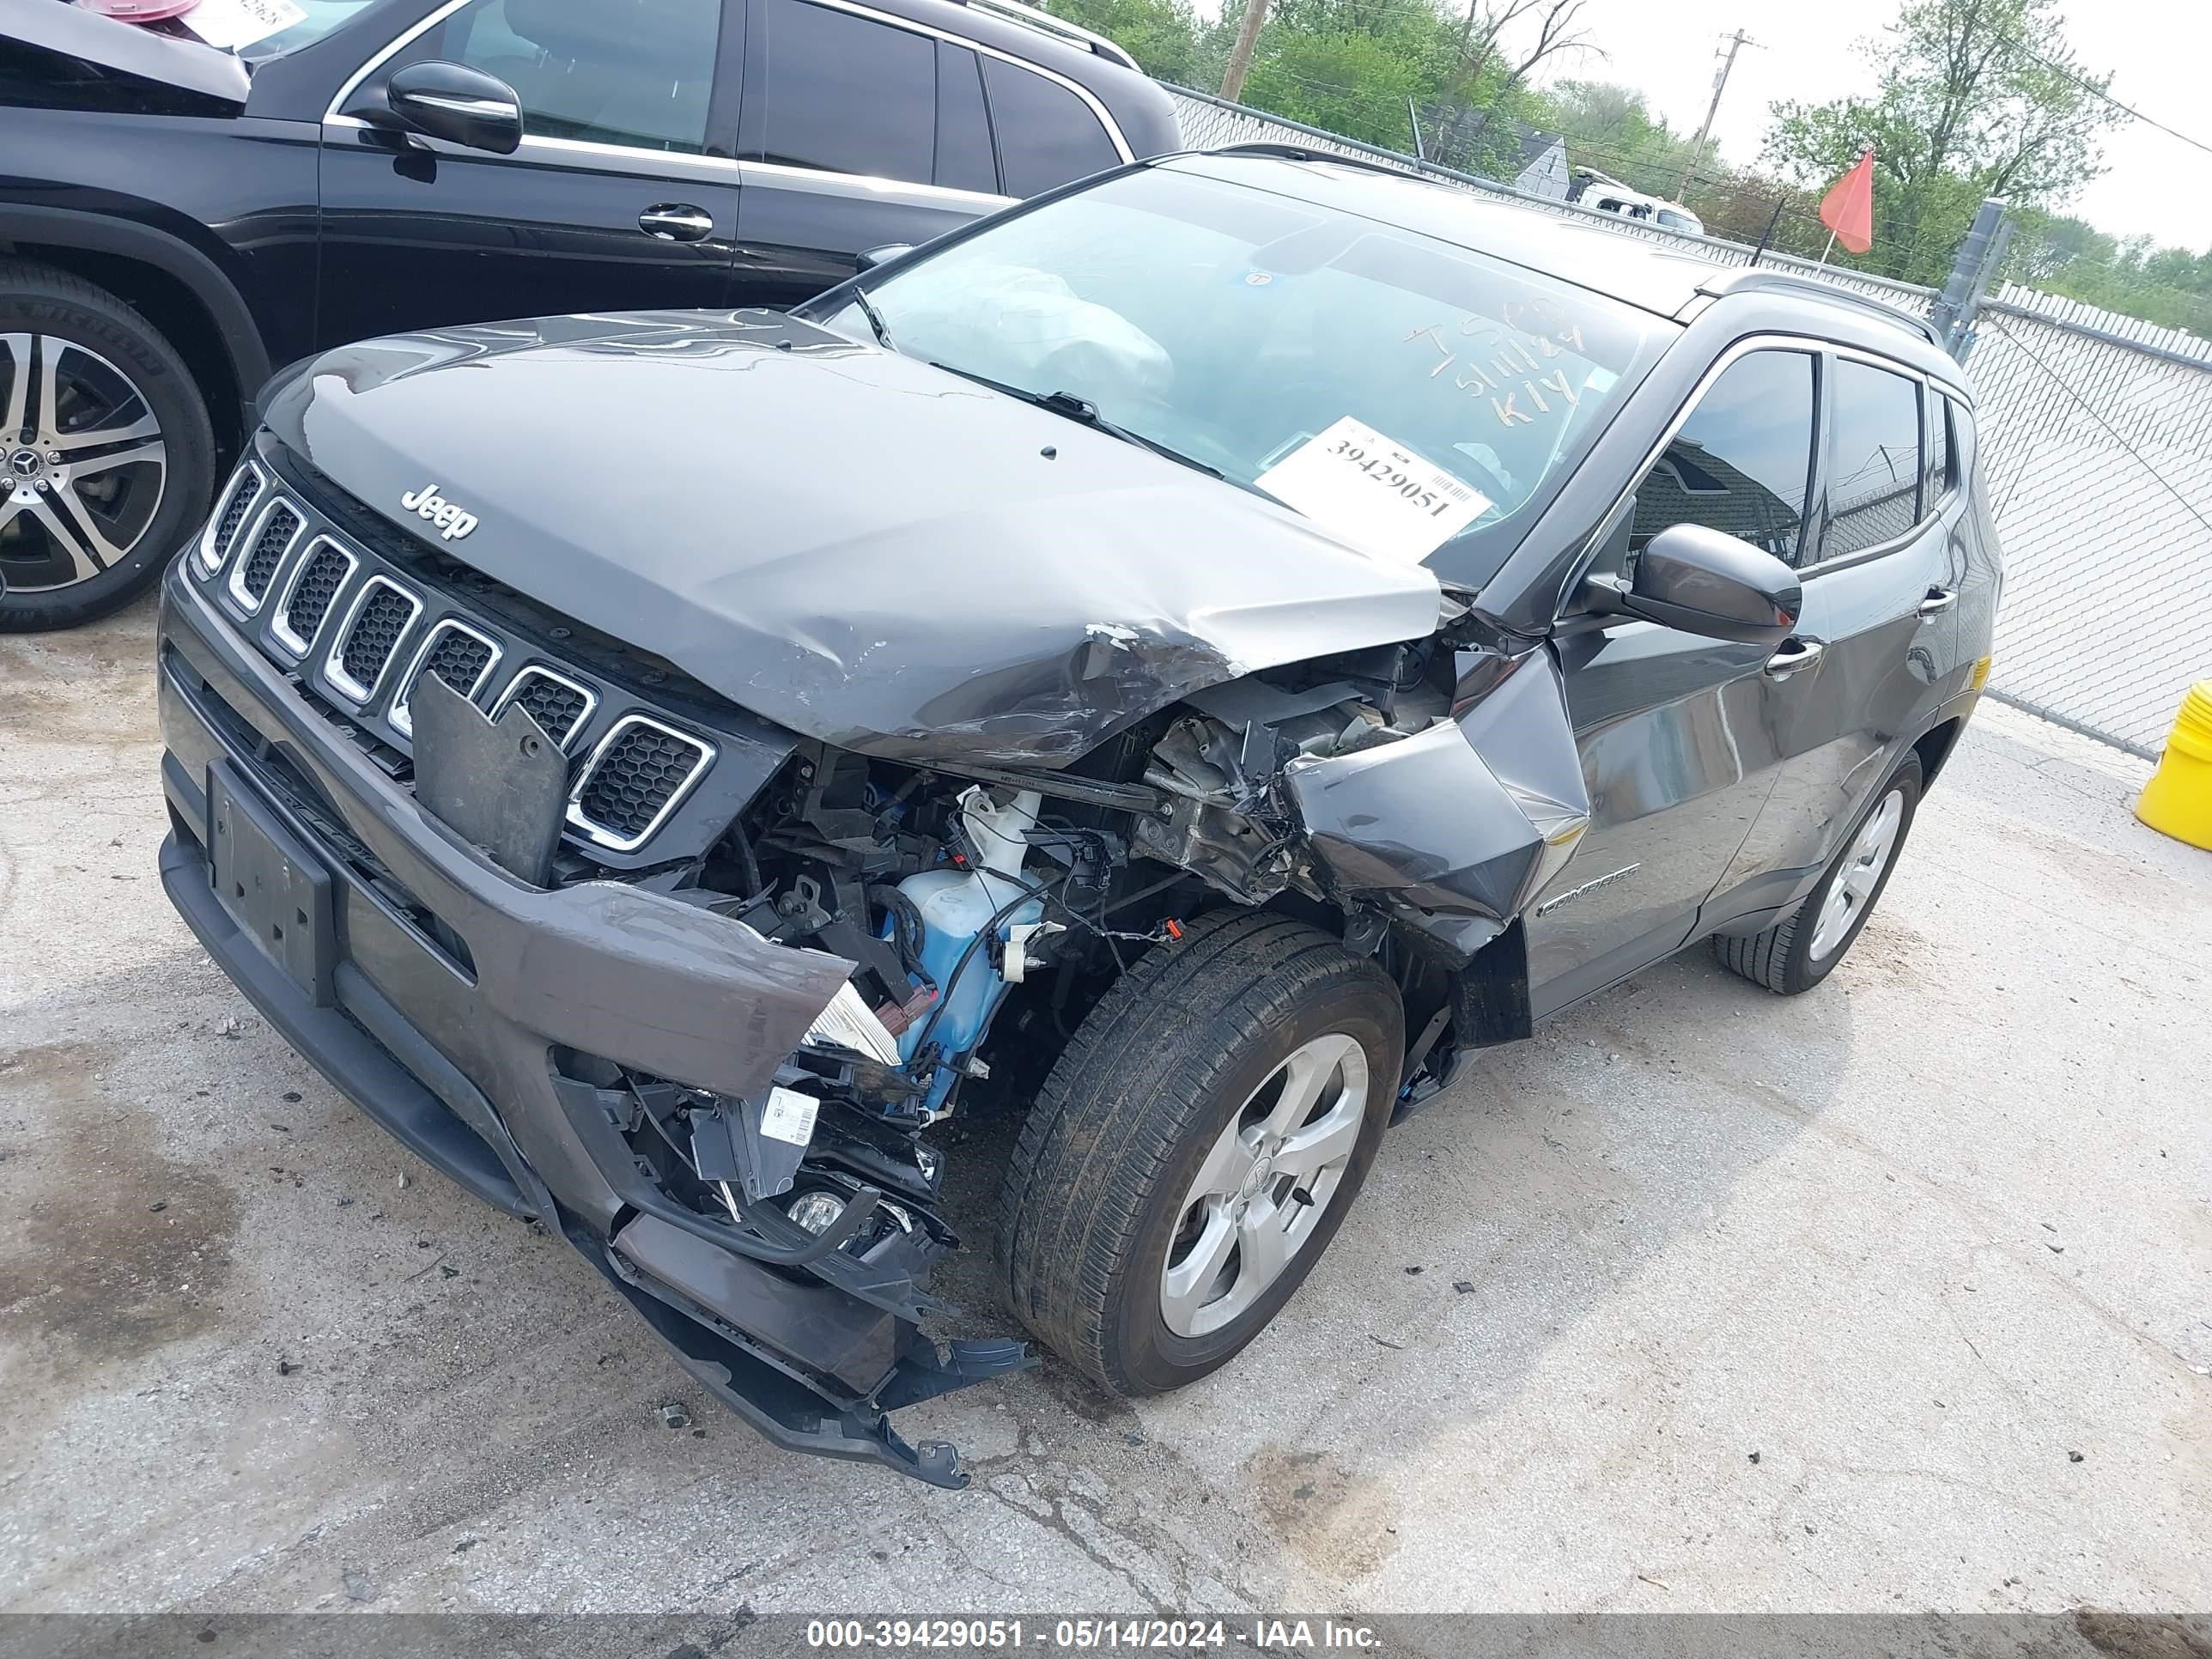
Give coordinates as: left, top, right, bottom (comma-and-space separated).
1994, 29, 2212, 162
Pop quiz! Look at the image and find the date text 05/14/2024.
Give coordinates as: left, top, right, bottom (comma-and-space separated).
804, 1619, 1384, 1650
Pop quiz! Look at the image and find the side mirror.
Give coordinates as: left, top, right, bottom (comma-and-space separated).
1583, 523, 1802, 647
854, 243, 915, 272
382, 61, 524, 155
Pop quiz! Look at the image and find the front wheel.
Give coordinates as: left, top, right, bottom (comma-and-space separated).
1714, 752, 1923, 994
0, 259, 215, 632
999, 912, 1404, 1395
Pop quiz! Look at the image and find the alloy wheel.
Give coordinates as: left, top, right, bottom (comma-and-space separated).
1809, 787, 1905, 960
1158, 1031, 1369, 1339
0, 333, 168, 594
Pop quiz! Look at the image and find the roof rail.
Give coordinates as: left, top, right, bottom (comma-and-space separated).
1204, 140, 1426, 182
950, 0, 1140, 70
1695, 268, 1944, 349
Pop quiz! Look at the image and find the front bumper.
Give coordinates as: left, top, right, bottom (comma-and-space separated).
155, 561, 1020, 1486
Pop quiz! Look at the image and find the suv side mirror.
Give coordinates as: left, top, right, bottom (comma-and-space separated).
854, 243, 915, 272
381, 61, 524, 155
1583, 523, 1802, 647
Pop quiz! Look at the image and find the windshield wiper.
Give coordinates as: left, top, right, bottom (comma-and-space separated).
927, 363, 1223, 480
850, 286, 896, 351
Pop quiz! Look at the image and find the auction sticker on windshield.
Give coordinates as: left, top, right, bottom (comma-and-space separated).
1255, 416, 1490, 564
179, 0, 307, 47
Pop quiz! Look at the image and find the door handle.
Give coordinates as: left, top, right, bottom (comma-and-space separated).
639, 204, 714, 242
1917, 586, 1958, 621
1765, 636, 1826, 678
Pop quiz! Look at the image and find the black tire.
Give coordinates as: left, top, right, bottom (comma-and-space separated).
1714, 753, 1923, 995
999, 910, 1404, 1395
0, 258, 216, 632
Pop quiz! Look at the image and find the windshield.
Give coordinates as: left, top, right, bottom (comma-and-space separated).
811, 164, 1665, 584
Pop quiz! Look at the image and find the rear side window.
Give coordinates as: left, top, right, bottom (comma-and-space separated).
1822, 358, 1923, 560
980, 58, 1119, 196
1631, 349, 1817, 564
438, 0, 720, 154
757, 0, 936, 184
1923, 391, 1954, 503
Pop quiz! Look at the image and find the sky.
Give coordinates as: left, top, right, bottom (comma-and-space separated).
1521, 0, 2212, 252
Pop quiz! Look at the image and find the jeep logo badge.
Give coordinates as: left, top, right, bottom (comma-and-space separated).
400, 483, 479, 541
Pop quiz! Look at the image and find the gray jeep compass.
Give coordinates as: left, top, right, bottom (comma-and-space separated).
155, 147, 2001, 1486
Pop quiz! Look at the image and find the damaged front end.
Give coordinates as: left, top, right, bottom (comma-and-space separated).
164, 328, 1603, 1482
591, 617, 1595, 1390
483, 626, 1591, 1483
1116, 629, 1592, 1096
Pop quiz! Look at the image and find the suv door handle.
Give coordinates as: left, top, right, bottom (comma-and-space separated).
1765, 636, 1826, 678
1917, 586, 1958, 620
639, 204, 714, 242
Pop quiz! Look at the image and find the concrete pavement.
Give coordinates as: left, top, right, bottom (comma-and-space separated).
2, 599, 2206, 1619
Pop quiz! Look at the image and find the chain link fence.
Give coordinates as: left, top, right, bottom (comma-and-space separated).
1960, 295, 2212, 756
1163, 85, 2211, 757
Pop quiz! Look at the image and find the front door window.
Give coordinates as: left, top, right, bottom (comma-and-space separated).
425, 0, 721, 154
1630, 348, 1818, 565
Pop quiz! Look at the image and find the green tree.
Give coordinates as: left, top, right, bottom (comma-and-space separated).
1533, 78, 1695, 198
1765, 0, 2119, 284
1038, 0, 1201, 82
2001, 211, 2212, 334
1420, 0, 1598, 173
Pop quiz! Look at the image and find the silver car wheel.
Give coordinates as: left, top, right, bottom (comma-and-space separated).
0, 332, 168, 593
1158, 1030, 1369, 1339
1809, 787, 1905, 961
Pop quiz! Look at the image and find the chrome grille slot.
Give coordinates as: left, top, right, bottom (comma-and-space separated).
270, 537, 356, 658
567, 716, 714, 852
325, 575, 423, 703
225, 499, 302, 611
197, 465, 263, 575
391, 620, 501, 737
208, 459, 718, 859
490, 665, 597, 751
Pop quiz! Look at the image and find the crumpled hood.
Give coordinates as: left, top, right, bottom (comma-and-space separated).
264, 311, 1443, 767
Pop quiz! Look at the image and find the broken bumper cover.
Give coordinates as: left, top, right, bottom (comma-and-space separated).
153, 562, 1024, 1486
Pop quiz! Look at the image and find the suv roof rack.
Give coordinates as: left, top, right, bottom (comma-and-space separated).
949, 0, 1140, 70
1693, 268, 1945, 349
1204, 141, 1426, 182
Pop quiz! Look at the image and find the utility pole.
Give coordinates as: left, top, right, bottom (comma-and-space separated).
1219, 0, 1272, 103
1673, 28, 1759, 204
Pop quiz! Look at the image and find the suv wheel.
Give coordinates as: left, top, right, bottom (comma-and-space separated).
1714, 752, 1923, 995
999, 911, 1403, 1395
0, 260, 215, 632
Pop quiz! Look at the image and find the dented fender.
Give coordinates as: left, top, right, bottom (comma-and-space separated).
1284, 649, 1589, 961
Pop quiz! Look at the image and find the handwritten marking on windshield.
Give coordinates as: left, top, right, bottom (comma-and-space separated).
1407, 315, 1599, 431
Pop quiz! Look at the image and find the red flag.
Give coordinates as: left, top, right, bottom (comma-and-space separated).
1819, 149, 1876, 255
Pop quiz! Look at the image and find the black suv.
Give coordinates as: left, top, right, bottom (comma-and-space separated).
0, 0, 1176, 629
157, 149, 1998, 1486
